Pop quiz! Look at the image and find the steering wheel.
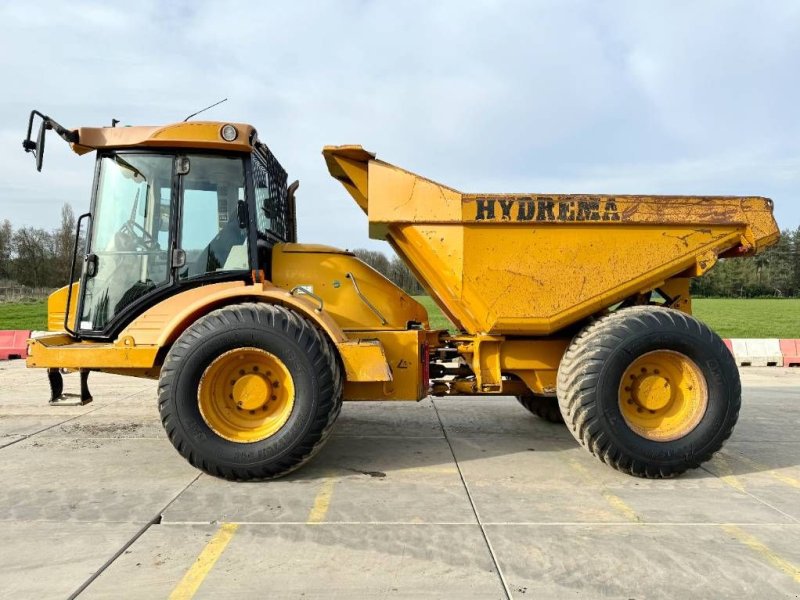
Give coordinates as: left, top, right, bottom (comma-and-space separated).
119, 219, 160, 251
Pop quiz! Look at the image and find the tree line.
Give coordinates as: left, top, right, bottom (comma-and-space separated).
0, 204, 81, 289
691, 227, 800, 297
352, 249, 425, 295
0, 202, 797, 298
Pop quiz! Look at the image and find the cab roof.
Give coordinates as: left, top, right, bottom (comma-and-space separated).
70, 121, 257, 155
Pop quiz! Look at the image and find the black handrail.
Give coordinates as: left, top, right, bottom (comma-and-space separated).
64, 212, 91, 336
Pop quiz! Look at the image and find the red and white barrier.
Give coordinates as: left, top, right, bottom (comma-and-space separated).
0, 330, 30, 360
779, 339, 800, 368
728, 339, 783, 367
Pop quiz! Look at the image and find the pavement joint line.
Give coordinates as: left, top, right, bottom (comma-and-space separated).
733, 439, 800, 444
0, 388, 148, 451
168, 522, 240, 600
4, 518, 796, 526
431, 398, 513, 600
306, 472, 338, 523
156, 520, 799, 526
700, 464, 800, 525
68, 473, 202, 599
331, 434, 446, 439
721, 524, 800, 584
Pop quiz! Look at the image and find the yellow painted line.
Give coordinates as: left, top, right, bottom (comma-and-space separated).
307, 476, 337, 523
729, 453, 800, 490
601, 491, 641, 523
711, 453, 747, 493
567, 457, 592, 477
567, 458, 641, 522
722, 524, 800, 584
169, 522, 239, 600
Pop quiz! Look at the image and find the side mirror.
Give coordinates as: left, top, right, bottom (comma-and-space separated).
22, 110, 78, 173
35, 121, 47, 172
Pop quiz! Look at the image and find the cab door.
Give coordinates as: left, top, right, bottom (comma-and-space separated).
77, 153, 174, 334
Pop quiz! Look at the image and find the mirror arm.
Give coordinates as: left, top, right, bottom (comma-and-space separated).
22, 109, 79, 167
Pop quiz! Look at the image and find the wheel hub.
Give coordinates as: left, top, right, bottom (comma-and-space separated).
232, 374, 270, 410
198, 347, 295, 443
631, 372, 672, 411
619, 350, 708, 442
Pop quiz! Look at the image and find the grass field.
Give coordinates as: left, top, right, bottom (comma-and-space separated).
0, 297, 797, 339
415, 296, 800, 339
0, 300, 47, 331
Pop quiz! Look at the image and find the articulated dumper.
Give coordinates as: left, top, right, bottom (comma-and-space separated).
21, 111, 779, 480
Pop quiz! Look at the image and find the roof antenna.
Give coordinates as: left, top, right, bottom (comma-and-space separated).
183, 98, 228, 122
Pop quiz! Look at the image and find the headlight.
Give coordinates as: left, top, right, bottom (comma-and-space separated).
220, 124, 238, 142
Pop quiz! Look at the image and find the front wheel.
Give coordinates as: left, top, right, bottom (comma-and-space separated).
158, 303, 342, 481
557, 306, 740, 478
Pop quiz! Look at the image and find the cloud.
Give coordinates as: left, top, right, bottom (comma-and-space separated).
1, 0, 798, 252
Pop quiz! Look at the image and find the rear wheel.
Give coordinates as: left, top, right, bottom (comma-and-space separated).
159, 303, 342, 481
557, 306, 740, 478
516, 394, 564, 423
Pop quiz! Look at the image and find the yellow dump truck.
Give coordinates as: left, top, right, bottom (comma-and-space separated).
22, 111, 779, 480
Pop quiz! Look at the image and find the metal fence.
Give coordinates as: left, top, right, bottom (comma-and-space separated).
0, 285, 54, 302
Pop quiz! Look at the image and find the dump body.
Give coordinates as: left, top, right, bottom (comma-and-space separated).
324, 146, 779, 335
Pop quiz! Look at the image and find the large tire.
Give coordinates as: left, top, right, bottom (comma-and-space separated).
516, 394, 564, 424
557, 306, 740, 478
158, 303, 342, 481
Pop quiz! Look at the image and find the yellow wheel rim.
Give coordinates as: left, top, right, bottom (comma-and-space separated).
198, 347, 295, 443
618, 350, 708, 442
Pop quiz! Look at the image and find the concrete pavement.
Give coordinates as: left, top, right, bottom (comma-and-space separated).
0, 359, 798, 599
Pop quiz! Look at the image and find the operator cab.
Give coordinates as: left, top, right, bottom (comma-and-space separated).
22, 111, 297, 339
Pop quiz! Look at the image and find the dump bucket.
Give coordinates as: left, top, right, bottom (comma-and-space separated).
324, 146, 779, 336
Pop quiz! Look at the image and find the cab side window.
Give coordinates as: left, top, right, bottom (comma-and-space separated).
179, 155, 249, 279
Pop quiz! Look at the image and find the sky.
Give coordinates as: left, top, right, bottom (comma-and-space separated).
1, 0, 799, 253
